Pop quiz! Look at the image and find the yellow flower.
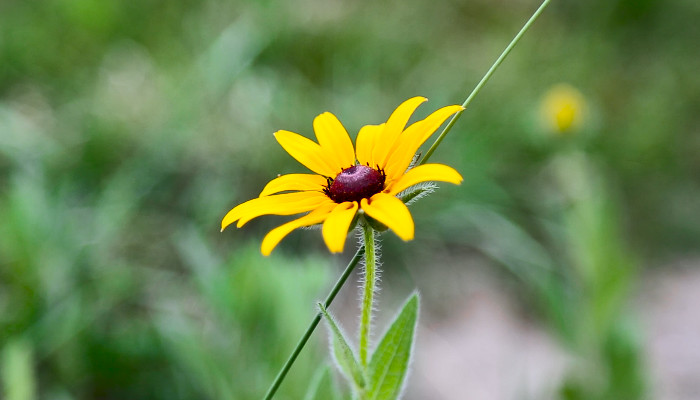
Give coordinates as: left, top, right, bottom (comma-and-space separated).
540, 83, 586, 134
221, 97, 464, 255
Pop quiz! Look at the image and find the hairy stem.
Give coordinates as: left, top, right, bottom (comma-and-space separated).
359, 223, 377, 367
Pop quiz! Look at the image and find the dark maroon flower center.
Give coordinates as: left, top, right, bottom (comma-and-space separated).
324, 165, 386, 203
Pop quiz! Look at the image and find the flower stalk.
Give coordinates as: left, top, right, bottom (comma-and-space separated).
359, 222, 377, 367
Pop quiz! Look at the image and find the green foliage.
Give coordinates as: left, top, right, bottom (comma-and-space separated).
456, 153, 648, 399
0, 0, 696, 398
1, 338, 36, 400
318, 304, 366, 391
321, 293, 418, 400
366, 294, 419, 400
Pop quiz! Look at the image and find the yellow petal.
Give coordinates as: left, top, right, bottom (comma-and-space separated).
355, 123, 384, 168
322, 202, 359, 253
313, 112, 356, 171
360, 193, 414, 241
274, 130, 340, 177
221, 191, 332, 231
388, 163, 463, 195
260, 204, 336, 256
259, 174, 327, 197
372, 96, 427, 170
383, 104, 463, 181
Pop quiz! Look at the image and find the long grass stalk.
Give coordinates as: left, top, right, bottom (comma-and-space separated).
263, 246, 365, 400
421, 0, 551, 165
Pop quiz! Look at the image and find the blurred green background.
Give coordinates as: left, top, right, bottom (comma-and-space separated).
1, 0, 699, 399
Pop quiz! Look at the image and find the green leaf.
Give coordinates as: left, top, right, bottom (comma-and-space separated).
366, 293, 419, 400
318, 303, 366, 391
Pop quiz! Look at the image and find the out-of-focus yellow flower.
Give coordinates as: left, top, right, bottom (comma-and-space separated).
221, 97, 464, 255
539, 83, 586, 134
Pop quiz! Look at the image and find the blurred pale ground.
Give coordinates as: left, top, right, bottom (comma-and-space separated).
403, 257, 700, 400
1, 0, 700, 399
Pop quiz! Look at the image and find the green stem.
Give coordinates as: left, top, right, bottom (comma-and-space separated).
420, 0, 551, 165
359, 223, 377, 367
263, 245, 365, 400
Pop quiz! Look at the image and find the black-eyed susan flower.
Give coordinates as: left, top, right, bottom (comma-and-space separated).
221, 97, 464, 255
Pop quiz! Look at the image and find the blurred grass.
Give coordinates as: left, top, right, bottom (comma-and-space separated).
1, 0, 699, 398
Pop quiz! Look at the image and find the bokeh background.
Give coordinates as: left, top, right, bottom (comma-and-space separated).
1, 0, 699, 399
